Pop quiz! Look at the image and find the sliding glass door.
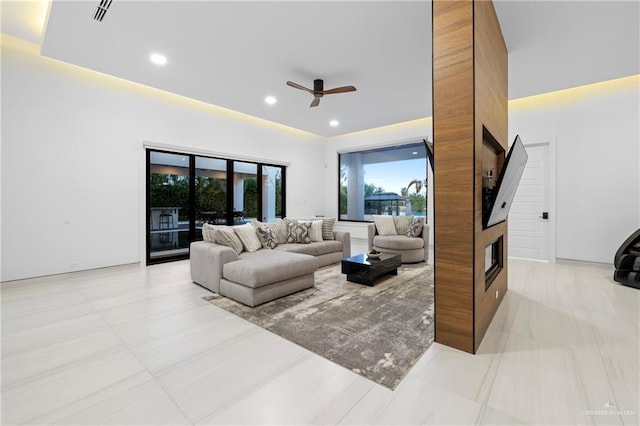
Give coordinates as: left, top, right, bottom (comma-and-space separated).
148, 151, 191, 261
146, 149, 286, 264
233, 162, 257, 224
261, 165, 283, 222
196, 157, 228, 231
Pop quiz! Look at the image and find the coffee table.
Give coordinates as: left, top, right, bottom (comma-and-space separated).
341, 253, 402, 286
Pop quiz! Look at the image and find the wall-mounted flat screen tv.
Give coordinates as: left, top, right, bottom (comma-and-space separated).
484, 135, 528, 228
423, 139, 434, 172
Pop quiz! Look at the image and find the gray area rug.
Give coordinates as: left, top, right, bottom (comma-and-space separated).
203, 262, 434, 389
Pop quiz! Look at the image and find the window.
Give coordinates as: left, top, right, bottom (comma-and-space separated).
147, 149, 286, 264
339, 142, 428, 222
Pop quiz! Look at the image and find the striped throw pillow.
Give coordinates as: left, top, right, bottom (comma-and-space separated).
202, 223, 216, 243
213, 228, 243, 254
233, 223, 262, 252
373, 215, 397, 236
321, 218, 336, 240
394, 215, 414, 236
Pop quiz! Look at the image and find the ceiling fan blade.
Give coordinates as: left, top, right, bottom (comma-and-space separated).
322, 85, 357, 95
286, 81, 314, 94
310, 97, 320, 108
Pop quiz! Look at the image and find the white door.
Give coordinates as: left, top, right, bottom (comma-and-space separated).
508, 143, 550, 260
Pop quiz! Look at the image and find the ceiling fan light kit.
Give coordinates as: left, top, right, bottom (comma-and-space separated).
286, 79, 357, 108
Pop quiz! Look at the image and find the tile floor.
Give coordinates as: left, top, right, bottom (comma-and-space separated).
1, 239, 638, 425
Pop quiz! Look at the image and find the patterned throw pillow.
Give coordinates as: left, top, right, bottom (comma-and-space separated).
213, 228, 244, 254
298, 220, 323, 242
407, 216, 425, 238
373, 215, 397, 236
256, 224, 278, 249
233, 223, 262, 252
286, 221, 312, 244
393, 215, 414, 236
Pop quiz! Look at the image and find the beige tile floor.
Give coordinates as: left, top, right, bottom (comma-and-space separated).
1, 239, 638, 425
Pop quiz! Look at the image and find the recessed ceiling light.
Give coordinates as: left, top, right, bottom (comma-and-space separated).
150, 53, 167, 66
265, 96, 277, 105
329, 120, 339, 127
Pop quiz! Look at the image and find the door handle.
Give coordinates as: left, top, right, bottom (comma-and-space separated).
539, 212, 549, 219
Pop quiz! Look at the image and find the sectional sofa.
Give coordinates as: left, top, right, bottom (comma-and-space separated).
190, 218, 351, 307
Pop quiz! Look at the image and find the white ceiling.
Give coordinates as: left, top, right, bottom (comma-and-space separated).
2, 1, 639, 137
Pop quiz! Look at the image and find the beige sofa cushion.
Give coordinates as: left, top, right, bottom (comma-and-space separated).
276, 240, 343, 257
223, 252, 318, 288
373, 235, 424, 250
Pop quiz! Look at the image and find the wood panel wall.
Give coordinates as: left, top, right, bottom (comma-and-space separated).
473, 0, 508, 349
433, 0, 475, 353
433, 0, 508, 353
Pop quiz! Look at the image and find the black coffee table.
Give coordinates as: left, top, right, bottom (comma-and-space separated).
341, 253, 402, 286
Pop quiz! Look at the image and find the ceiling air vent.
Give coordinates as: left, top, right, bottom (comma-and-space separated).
93, 0, 113, 22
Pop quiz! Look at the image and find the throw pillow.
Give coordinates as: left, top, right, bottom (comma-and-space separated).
394, 215, 414, 236
269, 219, 289, 244
407, 216, 425, 238
256, 224, 278, 249
253, 219, 289, 244
286, 221, 312, 244
373, 215, 397, 236
321, 217, 336, 240
233, 223, 262, 252
213, 228, 243, 254
202, 223, 216, 243
202, 223, 226, 243
298, 220, 323, 242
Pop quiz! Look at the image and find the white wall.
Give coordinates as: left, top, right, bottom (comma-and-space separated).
509, 76, 640, 264
1, 37, 326, 281
322, 119, 433, 241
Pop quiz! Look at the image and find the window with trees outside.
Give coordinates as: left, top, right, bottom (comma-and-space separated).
147, 150, 285, 264
339, 141, 428, 222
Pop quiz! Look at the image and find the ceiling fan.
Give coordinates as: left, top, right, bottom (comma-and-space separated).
286, 79, 357, 108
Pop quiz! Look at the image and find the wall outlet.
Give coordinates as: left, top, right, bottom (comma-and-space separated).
495, 290, 499, 299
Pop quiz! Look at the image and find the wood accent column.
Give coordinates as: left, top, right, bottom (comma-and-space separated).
433, 0, 508, 353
